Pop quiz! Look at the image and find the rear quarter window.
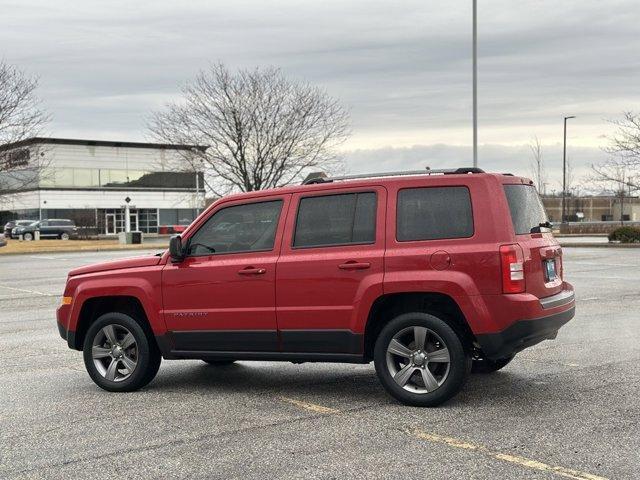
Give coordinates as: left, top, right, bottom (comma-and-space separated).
397, 186, 474, 241
503, 184, 548, 235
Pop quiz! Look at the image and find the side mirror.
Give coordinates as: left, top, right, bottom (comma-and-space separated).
169, 235, 185, 262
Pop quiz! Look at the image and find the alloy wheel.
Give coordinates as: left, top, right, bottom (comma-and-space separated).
91, 324, 138, 382
385, 326, 451, 394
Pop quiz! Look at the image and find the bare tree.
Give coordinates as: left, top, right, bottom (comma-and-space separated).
590, 111, 640, 192
605, 111, 640, 162
148, 63, 350, 197
0, 62, 50, 198
528, 136, 547, 193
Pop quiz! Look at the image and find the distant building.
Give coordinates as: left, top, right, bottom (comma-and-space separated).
541, 194, 640, 223
0, 137, 205, 235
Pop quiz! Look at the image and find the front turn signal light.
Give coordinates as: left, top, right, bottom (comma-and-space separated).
61, 296, 72, 305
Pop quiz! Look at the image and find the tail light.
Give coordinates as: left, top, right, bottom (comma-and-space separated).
500, 244, 525, 293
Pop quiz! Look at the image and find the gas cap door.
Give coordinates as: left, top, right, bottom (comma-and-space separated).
429, 250, 451, 270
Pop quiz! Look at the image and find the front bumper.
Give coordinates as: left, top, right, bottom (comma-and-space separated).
57, 303, 77, 349
476, 290, 575, 361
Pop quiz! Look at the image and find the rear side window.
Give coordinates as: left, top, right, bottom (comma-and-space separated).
397, 187, 473, 241
294, 192, 376, 248
503, 185, 548, 235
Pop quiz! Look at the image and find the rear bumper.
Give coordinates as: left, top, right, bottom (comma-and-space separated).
476, 305, 575, 360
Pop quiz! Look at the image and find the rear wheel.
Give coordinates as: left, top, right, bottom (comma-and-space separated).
374, 312, 470, 407
202, 359, 236, 366
471, 354, 515, 373
83, 312, 161, 392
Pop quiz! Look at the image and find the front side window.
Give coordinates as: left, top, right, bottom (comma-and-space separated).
293, 192, 377, 248
187, 200, 283, 256
397, 186, 474, 241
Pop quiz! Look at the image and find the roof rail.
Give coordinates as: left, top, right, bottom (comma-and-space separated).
302, 167, 485, 185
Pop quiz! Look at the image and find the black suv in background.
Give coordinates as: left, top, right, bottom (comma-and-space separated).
4, 220, 37, 238
13, 219, 78, 241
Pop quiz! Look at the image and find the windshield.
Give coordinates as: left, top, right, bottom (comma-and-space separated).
503, 184, 548, 235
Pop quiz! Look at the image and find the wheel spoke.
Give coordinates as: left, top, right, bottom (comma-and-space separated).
413, 326, 427, 350
105, 358, 119, 381
120, 354, 137, 373
393, 364, 417, 387
428, 347, 450, 363
92, 346, 111, 359
387, 339, 413, 358
420, 368, 440, 392
102, 325, 117, 345
120, 333, 135, 349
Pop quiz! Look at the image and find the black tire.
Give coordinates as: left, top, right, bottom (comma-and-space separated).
23, 232, 33, 241
471, 354, 514, 374
202, 359, 236, 366
374, 312, 470, 407
82, 312, 161, 392
60, 232, 70, 240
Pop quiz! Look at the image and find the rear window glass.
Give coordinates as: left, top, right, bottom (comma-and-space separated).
294, 192, 376, 248
503, 184, 548, 234
397, 187, 474, 241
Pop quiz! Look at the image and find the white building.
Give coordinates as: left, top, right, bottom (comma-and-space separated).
0, 137, 205, 235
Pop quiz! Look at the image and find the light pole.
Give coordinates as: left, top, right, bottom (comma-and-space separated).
561, 115, 575, 223
472, 0, 478, 168
190, 147, 208, 215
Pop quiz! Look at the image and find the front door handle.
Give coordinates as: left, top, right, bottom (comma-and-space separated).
338, 261, 371, 270
238, 267, 266, 275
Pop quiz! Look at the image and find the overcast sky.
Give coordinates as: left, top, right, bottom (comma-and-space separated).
2, 0, 639, 189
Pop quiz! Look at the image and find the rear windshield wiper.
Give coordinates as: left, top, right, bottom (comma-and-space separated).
530, 221, 552, 234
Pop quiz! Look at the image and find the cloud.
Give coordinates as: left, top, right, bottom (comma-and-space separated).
343, 142, 607, 192
0, 0, 638, 188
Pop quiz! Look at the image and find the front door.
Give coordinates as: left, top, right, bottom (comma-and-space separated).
105, 214, 116, 235
129, 213, 138, 232
276, 187, 386, 354
162, 195, 290, 353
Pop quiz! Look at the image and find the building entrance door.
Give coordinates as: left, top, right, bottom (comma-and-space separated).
129, 213, 138, 232
105, 213, 116, 234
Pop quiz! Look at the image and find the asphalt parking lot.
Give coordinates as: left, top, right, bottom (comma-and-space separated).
0, 248, 638, 479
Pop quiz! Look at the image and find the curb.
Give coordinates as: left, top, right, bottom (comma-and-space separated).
0, 245, 166, 257
559, 243, 640, 248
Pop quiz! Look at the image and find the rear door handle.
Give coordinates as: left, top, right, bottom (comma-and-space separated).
338, 261, 371, 270
238, 267, 266, 275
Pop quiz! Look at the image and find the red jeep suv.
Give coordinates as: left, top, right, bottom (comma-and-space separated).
57, 168, 575, 406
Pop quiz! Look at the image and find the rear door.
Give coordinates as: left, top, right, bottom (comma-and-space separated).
276, 186, 386, 354
502, 182, 563, 298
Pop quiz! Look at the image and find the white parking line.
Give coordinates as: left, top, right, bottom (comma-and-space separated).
0, 283, 55, 297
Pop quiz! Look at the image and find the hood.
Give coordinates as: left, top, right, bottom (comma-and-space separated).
69, 254, 163, 276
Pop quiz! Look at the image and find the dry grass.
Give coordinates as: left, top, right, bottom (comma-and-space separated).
0, 238, 167, 255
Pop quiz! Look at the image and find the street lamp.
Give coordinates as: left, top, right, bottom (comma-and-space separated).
472, 0, 478, 168
561, 115, 575, 223
190, 147, 208, 214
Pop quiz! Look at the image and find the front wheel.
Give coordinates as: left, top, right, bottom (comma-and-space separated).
83, 312, 161, 392
60, 232, 70, 240
374, 312, 470, 407
23, 232, 33, 241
